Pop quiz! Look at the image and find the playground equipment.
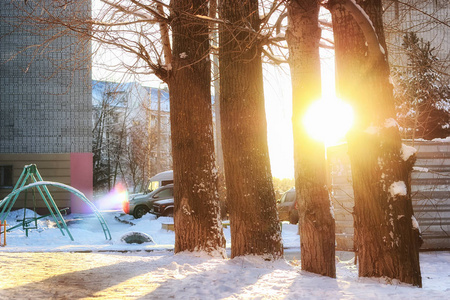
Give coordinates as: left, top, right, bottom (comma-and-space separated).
0, 220, 7, 246
0, 164, 112, 240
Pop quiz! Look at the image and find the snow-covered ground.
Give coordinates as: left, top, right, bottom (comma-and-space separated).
0, 209, 449, 299
0, 209, 300, 252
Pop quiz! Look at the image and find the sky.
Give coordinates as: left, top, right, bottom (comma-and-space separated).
263, 45, 338, 179
1, 209, 449, 299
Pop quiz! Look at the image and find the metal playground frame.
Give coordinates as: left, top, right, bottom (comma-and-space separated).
0, 164, 111, 241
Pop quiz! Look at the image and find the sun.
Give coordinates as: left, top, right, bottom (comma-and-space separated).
302, 97, 354, 146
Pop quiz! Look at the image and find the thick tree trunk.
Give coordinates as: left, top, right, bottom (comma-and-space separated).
219, 0, 283, 259
286, 0, 336, 278
329, 0, 422, 286
169, 0, 226, 256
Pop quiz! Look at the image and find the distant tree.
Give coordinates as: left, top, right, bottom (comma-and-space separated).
329, 0, 422, 287
92, 82, 154, 194
219, 0, 283, 259
124, 107, 154, 194
92, 86, 129, 192
286, 0, 336, 277
392, 32, 450, 140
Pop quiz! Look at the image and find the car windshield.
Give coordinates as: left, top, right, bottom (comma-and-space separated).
153, 187, 173, 198
285, 191, 295, 203
279, 193, 287, 204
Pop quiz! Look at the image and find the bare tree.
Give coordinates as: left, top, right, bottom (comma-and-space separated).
286, 0, 336, 278
218, 0, 284, 259
92, 84, 129, 192
328, 0, 422, 286
169, 0, 226, 255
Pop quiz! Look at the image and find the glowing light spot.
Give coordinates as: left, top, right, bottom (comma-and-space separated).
96, 182, 129, 211
302, 97, 354, 146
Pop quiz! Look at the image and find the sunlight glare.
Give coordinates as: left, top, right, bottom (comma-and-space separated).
95, 182, 129, 211
302, 97, 354, 146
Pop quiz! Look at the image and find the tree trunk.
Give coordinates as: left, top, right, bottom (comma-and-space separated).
329, 0, 422, 286
219, 0, 283, 259
169, 0, 226, 256
286, 0, 336, 278
210, 0, 227, 218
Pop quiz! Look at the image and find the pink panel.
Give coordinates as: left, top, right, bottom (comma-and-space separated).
70, 153, 93, 214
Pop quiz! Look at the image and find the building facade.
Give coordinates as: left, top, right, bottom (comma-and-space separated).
0, 0, 92, 213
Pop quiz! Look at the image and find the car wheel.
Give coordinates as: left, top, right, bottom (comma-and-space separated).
289, 209, 299, 225
133, 206, 149, 219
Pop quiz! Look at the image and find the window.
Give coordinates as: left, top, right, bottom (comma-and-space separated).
153, 187, 173, 199
279, 193, 287, 204
0, 165, 13, 188
285, 191, 296, 203
161, 180, 173, 186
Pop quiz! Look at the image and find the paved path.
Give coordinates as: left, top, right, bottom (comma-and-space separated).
0, 252, 170, 299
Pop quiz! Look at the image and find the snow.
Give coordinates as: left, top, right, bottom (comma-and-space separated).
413, 166, 429, 172
389, 181, 407, 198
0, 209, 449, 298
384, 118, 398, 128
412, 215, 421, 233
431, 136, 450, 142
401, 143, 417, 161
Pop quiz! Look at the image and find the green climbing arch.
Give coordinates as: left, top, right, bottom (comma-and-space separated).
0, 165, 111, 240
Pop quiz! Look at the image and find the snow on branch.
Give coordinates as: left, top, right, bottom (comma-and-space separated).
329, 0, 385, 64
412, 215, 421, 232
389, 181, 407, 198
401, 144, 417, 161
412, 166, 429, 173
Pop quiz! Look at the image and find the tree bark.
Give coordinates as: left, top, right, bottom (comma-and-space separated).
219, 0, 283, 259
286, 0, 336, 278
169, 0, 226, 256
329, 0, 422, 286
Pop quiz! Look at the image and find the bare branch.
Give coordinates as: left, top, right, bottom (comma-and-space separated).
394, 0, 450, 29
262, 47, 287, 64
157, 3, 172, 69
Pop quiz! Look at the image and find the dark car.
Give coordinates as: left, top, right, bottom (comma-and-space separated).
277, 188, 299, 224
123, 184, 174, 218
152, 198, 174, 217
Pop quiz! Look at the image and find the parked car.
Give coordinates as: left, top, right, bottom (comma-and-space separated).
123, 184, 174, 218
147, 170, 173, 192
277, 188, 299, 224
152, 198, 174, 217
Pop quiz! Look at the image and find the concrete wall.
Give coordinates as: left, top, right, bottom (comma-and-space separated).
0, 0, 93, 214
0, 1, 92, 153
0, 154, 71, 213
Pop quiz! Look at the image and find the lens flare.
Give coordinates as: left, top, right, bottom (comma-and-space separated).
302, 97, 354, 146
95, 182, 129, 211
